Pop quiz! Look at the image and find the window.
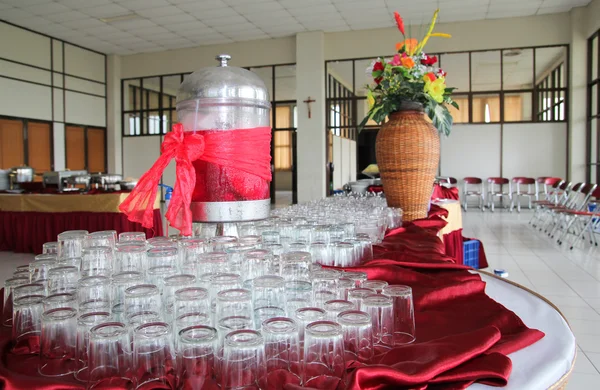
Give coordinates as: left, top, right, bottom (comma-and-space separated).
0, 118, 53, 174
587, 30, 600, 182
274, 131, 292, 171
65, 125, 106, 173
535, 57, 567, 122
326, 74, 355, 140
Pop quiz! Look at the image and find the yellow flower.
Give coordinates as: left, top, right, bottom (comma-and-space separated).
367, 90, 375, 108
424, 77, 446, 103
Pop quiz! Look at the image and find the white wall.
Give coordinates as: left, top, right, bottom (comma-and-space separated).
0, 21, 106, 171
331, 136, 357, 190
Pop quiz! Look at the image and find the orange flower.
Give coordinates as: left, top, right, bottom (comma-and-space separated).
424, 72, 437, 82
400, 56, 415, 69
395, 38, 418, 55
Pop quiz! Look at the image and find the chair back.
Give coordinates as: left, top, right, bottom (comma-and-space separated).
544, 177, 562, 187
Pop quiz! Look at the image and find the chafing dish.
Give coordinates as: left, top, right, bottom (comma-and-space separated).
43, 170, 88, 192
9, 165, 34, 189
90, 173, 123, 191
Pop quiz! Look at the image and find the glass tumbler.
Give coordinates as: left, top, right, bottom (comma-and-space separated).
77, 276, 112, 314
309, 242, 331, 266
302, 321, 346, 388
382, 285, 416, 345
43, 241, 59, 255
347, 288, 376, 310
177, 325, 218, 390
85, 231, 117, 250
47, 266, 79, 294
209, 236, 238, 252
30, 255, 57, 282
87, 322, 134, 388
362, 294, 394, 347
124, 284, 161, 317
179, 237, 207, 273
261, 230, 281, 245
115, 245, 147, 273
284, 281, 313, 315
312, 269, 341, 307
323, 300, 355, 321
225, 246, 250, 274
215, 289, 253, 326
146, 265, 178, 293
333, 242, 355, 267
222, 330, 267, 390
198, 252, 229, 274
3, 276, 30, 327
237, 235, 261, 248
293, 307, 326, 347
252, 275, 286, 328
338, 278, 355, 300
147, 247, 178, 271
57, 230, 88, 260
241, 249, 275, 281
118, 231, 146, 243
43, 293, 77, 312
39, 307, 78, 376
75, 311, 113, 381
56, 257, 82, 270
174, 287, 211, 319
337, 310, 373, 363
133, 322, 177, 389
12, 294, 44, 354
361, 280, 389, 293
209, 273, 242, 312
163, 274, 197, 320
280, 251, 311, 282
261, 317, 301, 388
111, 272, 144, 320
81, 246, 114, 277
343, 271, 368, 288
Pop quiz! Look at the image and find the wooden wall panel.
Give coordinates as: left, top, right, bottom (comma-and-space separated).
87, 128, 106, 173
66, 126, 85, 170
27, 122, 52, 175
0, 119, 24, 169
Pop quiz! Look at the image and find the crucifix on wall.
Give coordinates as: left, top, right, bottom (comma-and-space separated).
303, 96, 316, 118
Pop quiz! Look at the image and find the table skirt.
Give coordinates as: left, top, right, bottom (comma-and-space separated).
0, 210, 163, 254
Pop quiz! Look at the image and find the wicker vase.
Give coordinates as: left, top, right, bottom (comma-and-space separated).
376, 102, 440, 221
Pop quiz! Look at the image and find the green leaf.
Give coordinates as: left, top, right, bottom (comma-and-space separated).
450, 100, 459, 110
425, 99, 454, 136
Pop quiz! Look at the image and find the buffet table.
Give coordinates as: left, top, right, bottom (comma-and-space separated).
0, 193, 162, 254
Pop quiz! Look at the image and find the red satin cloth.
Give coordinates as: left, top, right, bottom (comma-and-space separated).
120, 124, 272, 236
0, 210, 162, 255
432, 184, 460, 201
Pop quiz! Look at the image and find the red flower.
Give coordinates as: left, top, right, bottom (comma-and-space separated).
421, 55, 438, 66
394, 12, 405, 35
373, 61, 384, 72
373, 61, 385, 84
424, 72, 437, 82
437, 68, 447, 77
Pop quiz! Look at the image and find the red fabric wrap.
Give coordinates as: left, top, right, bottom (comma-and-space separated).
432, 184, 460, 200
119, 123, 272, 236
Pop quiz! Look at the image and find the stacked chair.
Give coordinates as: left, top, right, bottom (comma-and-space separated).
555, 186, 600, 249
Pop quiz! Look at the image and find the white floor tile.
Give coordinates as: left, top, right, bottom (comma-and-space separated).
567, 371, 600, 389
573, 351, 599, 374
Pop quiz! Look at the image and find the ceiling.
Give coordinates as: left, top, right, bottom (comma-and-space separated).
0, 0, 592, 55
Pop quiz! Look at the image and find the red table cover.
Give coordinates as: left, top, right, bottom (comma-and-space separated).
0, 209, 539, 389
432, 184, 460, 201
0, 210, 163, 255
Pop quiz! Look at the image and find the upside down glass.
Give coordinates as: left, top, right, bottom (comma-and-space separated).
81, 246, 113, 277
252, 275, 286, 328
39, 307, 78, 377
337, 310, 373, 363
302, 321, 346, 388
383, 285, 416, 345
76, 311, 113, 382
88, 322, 134, 388
133, 322, 177, 389
362, 294, 394, 347
177, 325, 218, 390
261, 317, 301, 388
2, 276, 30, 327
222, 330, 267, 390
12, 294, 44, 355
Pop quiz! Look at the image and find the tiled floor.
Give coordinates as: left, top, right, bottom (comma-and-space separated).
461, 209, 600, 389
1, 208, 600, 387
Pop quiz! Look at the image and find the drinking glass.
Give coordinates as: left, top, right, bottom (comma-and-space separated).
284, 281, 313, 315
12, 295, 45, 354
355, 220, 380, 243
174, 287, 210, 319
147, 236, 176, 248
237, 235, 261, 248
242, 249, 274, 282
356, 236, 374, 262
333, 242, 355, 267
312, 269, 341, 307
280, 251, 311, 282
163, 274, 197, 320
215, 289, 253, 326
88, 322, 134, 388
209, 273, 241, 312
124, 284, 161, 317
209, 236, 238, 252
362, 294, 394, 347
252, 275, 286, 328
293, 307, 326, 346
75, 311, 113, 381
85, 231, 117, 250
56, 256, 82, 270
2, 276, 30, 327
111, 272, 144, 320
337, 310, 373, 363
39, 307, 78, 376
343, 271, 368, 287
261, 317, 301, 388
347, 288, 376, 310
30, 255, 57, 282
174, 312, 212, 347
133, 322, 177, 389
81, 246, 114, 277
43, 241, 59, 255
179, 237, 207, 272
43, 293, 77, 312
312, 226, 330, 244
47, 266, 79, 294
309, 242, 331, 266
237, 222, 258, 237
147, 247, 178, 270
222, 330, 266, 390
383, 285, 416, 345
177, 325, 218, 390
215, 315, 254, 385
294, 225, 313, 244
261, 230, 280, 245
340, 222, 356, 239
198, 252, 229, 274
386, 207, 403, 229
57, 230, 88, 260
338, 278, 355, 300
323, 299, 355, 321
225, 246, 250, 274
329, 226, 345, 244
14, 264, 30, 273
361, 280, 389, 293
115, 245, 146, 273
287, 242, 308, 252
77, 276, 111, 313
12, 270, 31, 280
302, 321, 345, 388
118, 231, 146, 243
13, 283, 46, 300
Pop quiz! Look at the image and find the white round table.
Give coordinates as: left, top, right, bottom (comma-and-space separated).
470, 272, 575, 389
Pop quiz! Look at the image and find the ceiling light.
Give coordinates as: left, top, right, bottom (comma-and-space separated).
100, 13, 141, 24
504, 49, 522, 57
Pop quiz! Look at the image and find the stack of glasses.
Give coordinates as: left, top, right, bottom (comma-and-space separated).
3, 198, 411, 389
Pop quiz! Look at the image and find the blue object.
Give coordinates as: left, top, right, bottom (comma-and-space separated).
463, 239, 480, 269
494, 269, 509, 278
158, 184, 173, 205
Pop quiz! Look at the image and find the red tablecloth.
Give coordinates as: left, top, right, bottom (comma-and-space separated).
0, 210, 163, 254
432, 184, 460, 201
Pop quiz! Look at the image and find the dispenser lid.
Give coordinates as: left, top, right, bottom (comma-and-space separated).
176, 54, 270, 108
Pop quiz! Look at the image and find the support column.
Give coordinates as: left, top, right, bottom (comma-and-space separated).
296, 31, 327, 202
569, 7, 587, 182
106, 54, 122, 174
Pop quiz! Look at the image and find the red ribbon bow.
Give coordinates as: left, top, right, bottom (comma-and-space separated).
119, 123, 272, 236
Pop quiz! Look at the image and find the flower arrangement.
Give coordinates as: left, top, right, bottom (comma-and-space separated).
360, 9, 458, 136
